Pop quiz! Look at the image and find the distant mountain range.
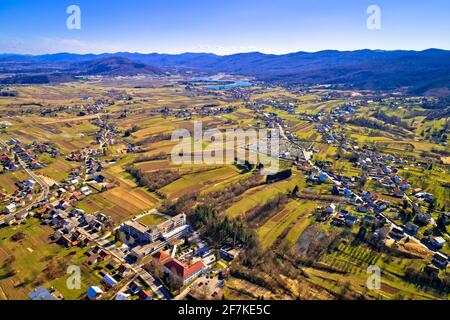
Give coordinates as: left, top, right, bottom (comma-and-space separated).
1, 49, 449, 95
70, 57, 164, 76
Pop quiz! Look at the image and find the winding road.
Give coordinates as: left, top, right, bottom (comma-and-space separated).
277, 120, 437, 257
0, 139, 49, 218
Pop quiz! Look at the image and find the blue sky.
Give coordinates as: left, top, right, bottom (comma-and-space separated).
0, 0, 449, 55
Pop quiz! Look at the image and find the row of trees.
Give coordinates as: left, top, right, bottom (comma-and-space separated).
245, 193, 289, 226
202, 173, 264, 212
348, 117, 383, 130
192, 205, 256, 247
404, 266, 450, 294
135, 133, 172, 146
126, 167, 181, 192
132, 152, 168, 164
160, 193, 199, 217
372, 110, 413, 131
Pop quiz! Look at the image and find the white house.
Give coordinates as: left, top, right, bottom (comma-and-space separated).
4, 203, 17, 214
430, 236, 446, 249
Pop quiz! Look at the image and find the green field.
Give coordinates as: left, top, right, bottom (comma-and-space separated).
0, 219, 99, 300
226, 173, 304, 218
160, 166, 241, 200
0, 170, 29, 194
257, 200, 318, 249
316, 242, 447, 300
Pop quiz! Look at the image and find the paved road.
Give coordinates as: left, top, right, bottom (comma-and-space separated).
0, 139, 49, 217
1, 139, 170, 299
278, 121, 437, 256
73, 221, 169, 300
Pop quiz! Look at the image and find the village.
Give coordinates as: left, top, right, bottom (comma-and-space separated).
0, 75, 448, 301
287, 101, 449, 271
0, 134, 234, 301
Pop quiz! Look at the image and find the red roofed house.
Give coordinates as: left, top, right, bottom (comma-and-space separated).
163, 257, 205, 285
152, 250, 172, 265
138, 290, 153, 300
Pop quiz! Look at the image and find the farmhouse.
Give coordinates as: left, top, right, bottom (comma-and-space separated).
138, 290, 153, 300
115, 292, 131, 300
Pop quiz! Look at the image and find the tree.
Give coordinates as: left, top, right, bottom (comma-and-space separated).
356, 226, 367, 241
11, 232, 25, 242
427, 199, 436, 214
338, 281, 352, 300
403, 199, 409, 210
168, 269, 183, 292
123, 130, 131, 137
436, 213, 447, 232
359, 174, 367, 189
148, 261, 164, 280
291, 185, 299, 196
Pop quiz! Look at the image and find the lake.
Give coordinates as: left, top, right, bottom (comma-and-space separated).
207, 81, 253, 90
191, 77, 253, 89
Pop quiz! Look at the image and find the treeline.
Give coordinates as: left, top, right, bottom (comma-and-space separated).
160, 193, 258, 249
191, 205, 256, 247
424, 107, 450, 121
1, 257, 16, 279
266, 169, 292, 183
246, 193, 289, 226
132, 152, 168, 164
421, 97, 450, 110
0, 90, 18, 97
372, 110, 412, 130
126, 167, 180, 192
231, 243, 340, 299
431, 148, 450, 157
160, 193, 199, 217
136, 133, 172, 146
347, 116, 408, 137
202, 173, 264, 212
234, 159, 255, 173
404, 266, 450, 294
347, 117, 384, 130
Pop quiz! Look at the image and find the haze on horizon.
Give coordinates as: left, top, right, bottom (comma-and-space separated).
1, 0, 449, 55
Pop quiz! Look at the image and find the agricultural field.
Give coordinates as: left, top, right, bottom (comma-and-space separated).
226, 173, 303, 218
0, 219, 99, 300
160, 166, 241, 200
257, 200, 319, 249
0, 170, 29, 194
76, 182, 159, 223
0, 75, 448, 302
315, 242, 447, 300
400, 165, 450, 209
38, 158, 79, 183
